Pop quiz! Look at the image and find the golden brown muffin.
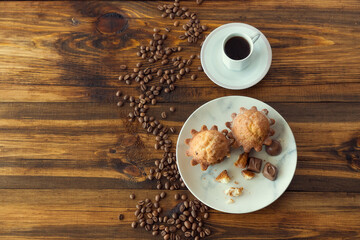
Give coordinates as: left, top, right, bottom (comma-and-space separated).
226, 106, 275, 152
185, 125, 231, 171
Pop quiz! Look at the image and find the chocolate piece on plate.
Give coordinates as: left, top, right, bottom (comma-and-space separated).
247, 157, 262, 173
263, 162, 278, 181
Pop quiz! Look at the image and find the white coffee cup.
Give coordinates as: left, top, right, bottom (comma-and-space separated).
222, 32, 260, 71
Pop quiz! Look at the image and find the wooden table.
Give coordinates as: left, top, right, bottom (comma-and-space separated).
1, 1, 360, 239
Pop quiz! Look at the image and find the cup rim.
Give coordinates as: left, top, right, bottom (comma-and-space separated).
222, 32, 253, 62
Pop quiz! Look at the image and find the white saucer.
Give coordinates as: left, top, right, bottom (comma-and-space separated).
176, 96, 297, 214
200, 23, 272, 90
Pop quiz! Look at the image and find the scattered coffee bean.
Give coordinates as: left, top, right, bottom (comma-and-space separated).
160, 192, 166, 199
130, 193, 135, 200
169, 106, 176, 112
119, 214, 124, 220
181, 194, 187, 200
174, 193, 180, 200
161, 112, 167, 119
117, 101, 124, 107
131, 221, 137, 228
120, 64, 127, 70
191, 74, 197, 80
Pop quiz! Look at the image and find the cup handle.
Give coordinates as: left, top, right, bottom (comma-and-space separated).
251, 33, 261, 44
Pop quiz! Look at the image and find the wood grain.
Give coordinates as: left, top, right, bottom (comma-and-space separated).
0, 0, 360, 239
0, 189, 359, 239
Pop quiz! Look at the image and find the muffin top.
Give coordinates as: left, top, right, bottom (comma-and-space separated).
185, 125, 230, 171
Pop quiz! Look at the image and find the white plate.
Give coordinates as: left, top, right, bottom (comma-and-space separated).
200, 23, 272, 90
176, 96, 297, 214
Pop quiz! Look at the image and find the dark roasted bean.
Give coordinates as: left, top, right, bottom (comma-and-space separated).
131, 221, 137, 228
120, 64, 127, 70
181, 194, 187, 200
161, 112, 167, 119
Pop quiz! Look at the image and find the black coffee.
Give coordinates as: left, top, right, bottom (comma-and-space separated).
224, 36, 250, 60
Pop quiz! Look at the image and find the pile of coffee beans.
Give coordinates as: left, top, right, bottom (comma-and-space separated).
157, 0, 207, 44
116, 0, 213, 238
129, 192, 212, 239
116, 0, 209, 192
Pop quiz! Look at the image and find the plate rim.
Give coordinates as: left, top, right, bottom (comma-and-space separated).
200, 23, 272, 90
176, 96, 297, 214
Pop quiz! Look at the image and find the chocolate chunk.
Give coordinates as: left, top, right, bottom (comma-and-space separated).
247, 157, 262, 173
265, 140, 282, 156
263, 162, 278, 181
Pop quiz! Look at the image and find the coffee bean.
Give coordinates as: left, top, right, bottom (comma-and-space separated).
203, 212, 209, 219
120, 64, 127, 70
192, 222, 198, 231
131, 221, 137, 228
179, 214, 186, 221
204, 228, 211, 235
181, 194, 187, 200
165, 27, 171, 32
130, 193, 135, 200
117, 101, 124, 107
184, 220, 191, 229
165, 128, 174, 135
200, 231, 205, 237
180, 204, 186, 212
169, 226, 177, 233
184, 231, 191, 237
145, 224, 152, 231
118, 214, 124, 220
174, 193, 180, 200
197, 65, 203, 71
161, 112, 167, 119
164, 234, 170, 240
146, 219, 154, 225
137, 213, 144, 220
115, 90, 122, 97
160, 192, 166, 199
183, 210, 190, 217
191, 74, 197, 80
167, 218, 175, 225
152, 230, 159, 236
155, 194, 160, 202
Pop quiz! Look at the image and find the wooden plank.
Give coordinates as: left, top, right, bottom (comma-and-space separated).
0, 189, 359, 239
0, 1, 359, 103
1, 118, 359, 191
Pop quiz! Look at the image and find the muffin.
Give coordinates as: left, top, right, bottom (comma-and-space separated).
226, 106, 275, 152
185, 125, 231, 171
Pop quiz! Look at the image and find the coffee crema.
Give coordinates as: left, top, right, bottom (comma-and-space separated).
224, 36, 250, 60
